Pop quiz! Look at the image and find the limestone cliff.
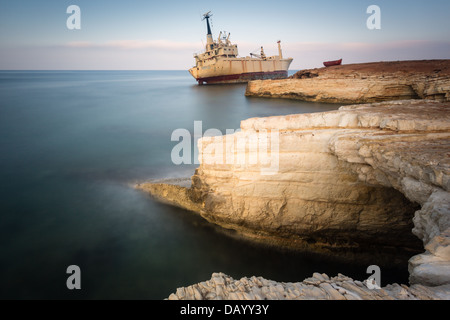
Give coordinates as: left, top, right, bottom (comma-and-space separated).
137, 100, 450, 293
245, 60, 450, 103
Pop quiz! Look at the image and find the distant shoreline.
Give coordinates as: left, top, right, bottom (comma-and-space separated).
246, 59, 450, 104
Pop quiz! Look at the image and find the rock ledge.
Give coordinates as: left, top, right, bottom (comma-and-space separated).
137, 99, 450, 299
245, 60, 450, 103
167, 272, 450, 300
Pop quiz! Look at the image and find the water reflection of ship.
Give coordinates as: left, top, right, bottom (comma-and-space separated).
188, 12, 293, 85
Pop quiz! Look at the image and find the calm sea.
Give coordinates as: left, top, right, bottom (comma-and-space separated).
0, 71, 409, 299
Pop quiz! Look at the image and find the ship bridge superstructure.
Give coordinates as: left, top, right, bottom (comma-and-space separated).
193, 12, 238, 68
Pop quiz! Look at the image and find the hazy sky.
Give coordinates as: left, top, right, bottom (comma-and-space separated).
0, 0, 449, 69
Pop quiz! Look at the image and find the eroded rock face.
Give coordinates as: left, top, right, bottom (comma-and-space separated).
190, 129, 420, 251
245, 60, 450, 103
137, 100, 450, 292
187, 101, 449, 252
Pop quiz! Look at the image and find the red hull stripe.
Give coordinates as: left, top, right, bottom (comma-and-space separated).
197, 70, 288, 84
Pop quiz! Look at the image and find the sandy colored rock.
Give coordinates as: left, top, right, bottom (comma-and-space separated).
137, 99, 450, 296
139, 100, 448, 250
167, 272, 450, 300
245, 60, 450, 103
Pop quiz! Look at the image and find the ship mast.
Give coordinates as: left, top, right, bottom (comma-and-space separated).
277, 40, 283, 59
202, 11, 214, 50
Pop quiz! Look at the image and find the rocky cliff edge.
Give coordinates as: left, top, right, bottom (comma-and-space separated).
137, 99, 450, 299
245, 60, 450, 103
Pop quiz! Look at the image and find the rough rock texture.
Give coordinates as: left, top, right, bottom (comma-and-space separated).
167, 272, 450, 300
245, 60, 450, 103
138, 99, 450, 298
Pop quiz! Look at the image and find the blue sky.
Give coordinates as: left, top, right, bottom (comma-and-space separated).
0, 0, 449, 69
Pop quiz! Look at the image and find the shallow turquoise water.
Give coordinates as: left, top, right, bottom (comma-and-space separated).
0, 71, 409, 299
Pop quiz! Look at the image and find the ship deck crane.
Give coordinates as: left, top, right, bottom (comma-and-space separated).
250, 46, 267, 60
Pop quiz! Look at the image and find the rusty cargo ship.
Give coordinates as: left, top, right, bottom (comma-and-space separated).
189, 12, 293, 85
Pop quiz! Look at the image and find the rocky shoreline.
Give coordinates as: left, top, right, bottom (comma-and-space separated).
137, 99, 450, 299
137, 61, 450, 300
167, 272, 450, 300
245, 60, 450, 103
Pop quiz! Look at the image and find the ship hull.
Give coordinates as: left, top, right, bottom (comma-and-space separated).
196, 70, 288, 84
189, 58, 293, 85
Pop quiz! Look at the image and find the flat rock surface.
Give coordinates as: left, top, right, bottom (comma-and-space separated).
245, 60, 450, 103
291, 60, 450, 78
